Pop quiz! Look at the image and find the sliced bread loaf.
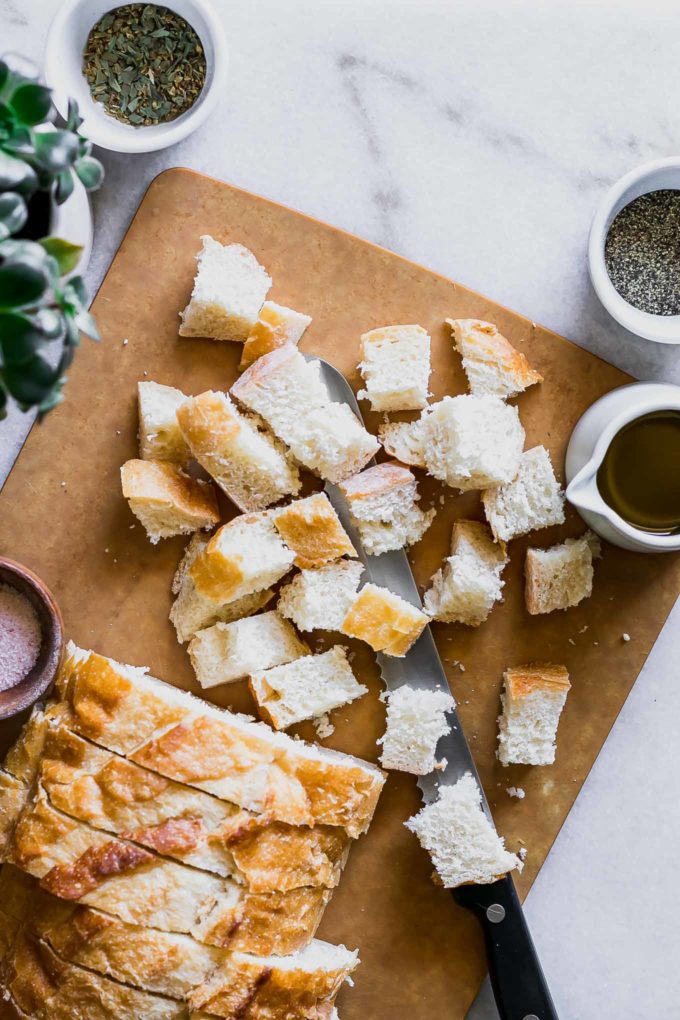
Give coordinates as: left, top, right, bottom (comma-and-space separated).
379, 685, 454, 774
339, 462, 434, 555
272, 492, 356, 568
177, 390, 301, 512
120, 459, 219, 544
277, 560, 365, 632
179, 236, 271, 341
239, 300, 312, 369
341, 583, 428, 657
423, 520, 507, 626
497, 663, 571, 766
357, 324, 431, 411
447, 318, 543, 398
231, 344, 379, 483
189, 610, 309, 689
525, 531, 600, 614
137, 380, 189, 464
483, 446, 565, 542
250, 646, 368, 730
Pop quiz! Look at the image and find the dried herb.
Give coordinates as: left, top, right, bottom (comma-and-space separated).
82, 4, 206, 127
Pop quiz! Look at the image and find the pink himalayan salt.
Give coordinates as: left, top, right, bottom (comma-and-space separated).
0, 582, 42, 692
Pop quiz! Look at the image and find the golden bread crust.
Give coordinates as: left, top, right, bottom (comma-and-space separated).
341, 584, 428, 657
504, 664, 571, 699
121, 459, 219, 522
339, 461, 413, 501
272, 493, 356, 568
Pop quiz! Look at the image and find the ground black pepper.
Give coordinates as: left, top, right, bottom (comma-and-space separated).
604, 189, 680, 315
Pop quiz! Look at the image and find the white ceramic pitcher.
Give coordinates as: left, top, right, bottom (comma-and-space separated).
565, 381, 680, 552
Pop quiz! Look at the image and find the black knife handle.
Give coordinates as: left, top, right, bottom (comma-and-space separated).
453, 875, 558, 1020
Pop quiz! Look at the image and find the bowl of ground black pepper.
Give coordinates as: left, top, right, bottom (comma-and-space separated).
588, 157, 680, 343
44, 0, 227, 153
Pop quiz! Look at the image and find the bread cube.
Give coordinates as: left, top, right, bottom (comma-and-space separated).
170, 536, 275, 644
422, 395, 525, 491
357, 324, 431, 412
231, 345, 379, 484
379, 685, 454, 774
378, 416, 428, 469
339, 462, 434, 556
341, 583, 428, 658
240, 301, 312, 370
272, 492, 356, 568
497, 664, 571, 766
177, 391, 301, 512
120, 459, 219, 545
525, 532, 600, 615
179, 236, 271, 341
189, 610, 309, 689
277, 561, 364, 632
483, 446, 565, 542
189, 511, 295, 602
250, 646, 367, 730
405, 772, 522, 887
424, 520, 507, 626
137, 381, 190, 464
447, 318, 543, 398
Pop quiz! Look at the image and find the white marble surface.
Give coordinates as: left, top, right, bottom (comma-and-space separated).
2, 0, 680, 1016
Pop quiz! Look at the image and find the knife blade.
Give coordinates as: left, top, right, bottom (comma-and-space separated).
315, 355, 559, 1020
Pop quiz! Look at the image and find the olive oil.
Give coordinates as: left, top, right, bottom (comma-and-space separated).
597, 410, 680, 534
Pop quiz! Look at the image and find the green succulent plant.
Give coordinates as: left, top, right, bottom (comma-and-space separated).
0, 57, 104, 419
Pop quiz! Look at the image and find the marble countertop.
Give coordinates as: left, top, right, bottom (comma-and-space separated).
2, 0, 680, 1016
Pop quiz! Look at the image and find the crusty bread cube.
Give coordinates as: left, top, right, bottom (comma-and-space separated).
177, 391, 301, 512
357, 324, 431, 411
379, 685, 454, 774
272, 492, 356, 568
170, 536, 275, 644
339, 461, 434, 556
277, 561, 364, 633
189, 511, 295, 602
120, 459, 219, 545
231, 345, 379, 484
422, 395, 525, 491
341, 583, 428, 658
239, 301, 312, 370
447, 318, 543, 398
189, 610, 309, 689
137, 381, 190, 464
483, 446, 565, 542
405, 772, 521, 887
424, 520, 507, 626
250, 646, 367, 730
378, 416, 428, 468
179, 236, 271, 341
497, 663, 571, 766
525, 532, 600, 615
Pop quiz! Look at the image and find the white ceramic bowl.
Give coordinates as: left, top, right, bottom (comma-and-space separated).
588, 157, 680, 344
44, 0, 227, 153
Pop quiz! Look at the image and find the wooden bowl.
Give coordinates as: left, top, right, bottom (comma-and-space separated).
0, 558, 63, 721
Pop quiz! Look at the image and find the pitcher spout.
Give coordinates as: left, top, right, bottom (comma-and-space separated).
566, 467, 603, 516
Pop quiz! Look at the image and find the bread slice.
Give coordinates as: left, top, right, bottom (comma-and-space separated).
357, 324, 431, 411
421, 395, 525, 491
189, 938, 358, 1019
179, 236, 271, 341
177, 391, 301, 512
277, 560, 365, 632
189, 610, 309, 689
57, 643, 385, 836
0, 709, 48, 857
341, 583, 428, 657
423, 520, 508, 626
137, 381, 190, 464
483, 446, 565, 542
378, 416, 428, 468
231, 344, 379, 483
447, 318, 543, 398
404, 772, 521, 887
189, 511, 295, 602
339, 461, 435, 555
121, 459, 219, 544
378, 685, 454, 774
272, 492, 356, 568
525, 531, 600, 614
239, 300, 312, 370
497, 664, 571, 766
250, 646, 368, 730
170, 535, 274, 644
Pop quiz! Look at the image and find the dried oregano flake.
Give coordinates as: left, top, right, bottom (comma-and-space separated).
82, 4, 207, 127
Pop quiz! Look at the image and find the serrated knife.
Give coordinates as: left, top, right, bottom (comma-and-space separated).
316, 356, 558, 1020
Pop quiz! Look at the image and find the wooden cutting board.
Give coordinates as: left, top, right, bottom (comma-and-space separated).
1, 168, 678, 1018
